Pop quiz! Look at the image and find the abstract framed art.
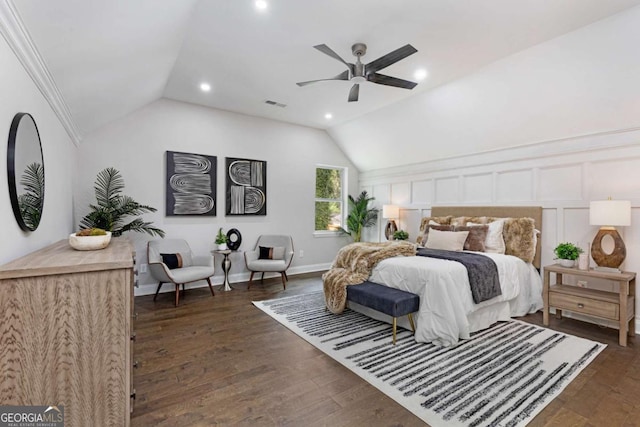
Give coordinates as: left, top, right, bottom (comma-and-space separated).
226, 157, 267, 215
166, 151, 216, 216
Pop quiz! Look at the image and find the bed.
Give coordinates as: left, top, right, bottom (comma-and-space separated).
353, 206, 544, 347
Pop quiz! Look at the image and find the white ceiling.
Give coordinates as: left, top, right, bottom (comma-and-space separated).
12, 0, 640, 153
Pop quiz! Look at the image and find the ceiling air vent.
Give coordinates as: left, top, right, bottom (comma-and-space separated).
264, 100, 287, 108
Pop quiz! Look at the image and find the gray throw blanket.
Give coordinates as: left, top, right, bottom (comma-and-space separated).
417, 248, 501, 303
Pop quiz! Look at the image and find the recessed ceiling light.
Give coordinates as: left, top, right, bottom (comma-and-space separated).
324, 113, 333, 120
414, 68, 428, 81
255, 0, 268, 11
200, 83, 211, 92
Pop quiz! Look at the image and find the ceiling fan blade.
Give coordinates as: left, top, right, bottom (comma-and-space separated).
365, 44, 417, 75
367, 73, 417, 89
314, 44, 354, 71
296, 70, 350, 87
348, 84, 359, 102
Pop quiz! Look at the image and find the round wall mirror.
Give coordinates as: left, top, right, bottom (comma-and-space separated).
7, 113, 45, 232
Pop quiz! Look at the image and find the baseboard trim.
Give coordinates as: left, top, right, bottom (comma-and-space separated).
134, 262, 331, 296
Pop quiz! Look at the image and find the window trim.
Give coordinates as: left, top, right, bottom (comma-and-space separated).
314, 164, 347, 236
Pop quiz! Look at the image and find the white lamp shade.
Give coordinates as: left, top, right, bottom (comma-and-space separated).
382, 205, 399, 219
589, 200, 631, 226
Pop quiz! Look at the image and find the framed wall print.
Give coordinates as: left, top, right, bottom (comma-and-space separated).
226, 157, 267, 216
166, 151, 216, 216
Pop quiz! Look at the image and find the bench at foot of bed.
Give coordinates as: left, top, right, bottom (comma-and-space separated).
347, 281, 420, 345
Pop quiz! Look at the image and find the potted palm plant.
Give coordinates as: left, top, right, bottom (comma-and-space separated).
79, 167, 165, 237
554, 242, 583, 267
343, 190, 379, 242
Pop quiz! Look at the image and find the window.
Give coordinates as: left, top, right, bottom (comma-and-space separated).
315, 166, 346, 233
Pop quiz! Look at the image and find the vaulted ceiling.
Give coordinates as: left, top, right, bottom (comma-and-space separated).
10, 0, 640, 169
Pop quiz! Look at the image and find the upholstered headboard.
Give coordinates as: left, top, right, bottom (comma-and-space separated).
431, 206, 543, 270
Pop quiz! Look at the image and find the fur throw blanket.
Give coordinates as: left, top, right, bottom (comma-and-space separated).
322, 241, 417, 313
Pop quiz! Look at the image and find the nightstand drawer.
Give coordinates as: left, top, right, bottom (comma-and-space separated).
549, 292, 619, 320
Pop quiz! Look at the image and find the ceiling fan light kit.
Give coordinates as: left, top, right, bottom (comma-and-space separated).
297, 42, 418, 102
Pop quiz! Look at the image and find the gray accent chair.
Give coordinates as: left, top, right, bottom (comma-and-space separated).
147, 239, 215, 306
244, 235, 294, 289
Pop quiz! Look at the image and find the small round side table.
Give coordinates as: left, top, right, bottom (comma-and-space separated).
213, 249, 233, 291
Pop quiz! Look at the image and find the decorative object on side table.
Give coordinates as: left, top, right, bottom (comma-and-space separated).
69, 228, 112, 251
382, 205, 399, 241
553, 242, 583, 268
226, 228, 242, 250
589, 198, 631, 272
393, 229, 409, 241
79, 167, 165, 237
215, 227, 228, 250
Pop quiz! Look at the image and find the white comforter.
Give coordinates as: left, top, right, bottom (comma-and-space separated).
368, 252, 543, 346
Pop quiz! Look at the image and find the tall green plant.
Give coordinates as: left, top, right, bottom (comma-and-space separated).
18, 162, 44, 230
80, 167, 165, 237
344, 190, 378, 242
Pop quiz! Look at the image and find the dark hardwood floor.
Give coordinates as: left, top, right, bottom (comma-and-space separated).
131, 273, 640, 426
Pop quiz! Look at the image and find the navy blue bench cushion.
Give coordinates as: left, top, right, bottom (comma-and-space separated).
346, 281, 419, 317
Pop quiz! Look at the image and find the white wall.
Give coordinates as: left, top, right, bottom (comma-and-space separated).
329, 5, 640, 171
0, 35, 76, 264
360, 133, 640, 333
337, 5, 640, 334
76, 99, 358, 295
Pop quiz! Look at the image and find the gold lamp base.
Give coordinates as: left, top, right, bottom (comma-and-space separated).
385, 219, 397, 241
591, 227, 626, 270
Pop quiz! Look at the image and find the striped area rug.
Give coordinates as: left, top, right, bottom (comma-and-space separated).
253, 292, 606, 427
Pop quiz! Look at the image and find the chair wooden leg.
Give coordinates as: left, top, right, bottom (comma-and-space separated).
175, 284, 180, 307
280, 272, 286, 290
283, 271, 289, 281
207, 278, 215, 297
153, 282, 163, 301
248, 272, 255, 290
260, 272, 265, 282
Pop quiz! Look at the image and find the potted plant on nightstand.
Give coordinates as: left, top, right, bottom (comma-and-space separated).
393, 230, 409, 241
554, 242, 583, 267
215, 228, 228, 250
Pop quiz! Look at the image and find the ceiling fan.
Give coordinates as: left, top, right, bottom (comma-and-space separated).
296, 43, 418, 102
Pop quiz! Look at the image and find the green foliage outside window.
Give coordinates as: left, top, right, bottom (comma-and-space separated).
315, 167, 343, 231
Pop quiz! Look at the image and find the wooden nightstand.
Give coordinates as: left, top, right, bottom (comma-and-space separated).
543, 264, 636, 346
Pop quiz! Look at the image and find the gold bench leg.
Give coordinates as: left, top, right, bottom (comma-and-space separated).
408, 313, 416, 333
392, 317, 397, 345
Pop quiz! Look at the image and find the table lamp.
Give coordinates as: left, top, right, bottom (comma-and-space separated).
382, 205, 399, 241
589, 199, 631, 272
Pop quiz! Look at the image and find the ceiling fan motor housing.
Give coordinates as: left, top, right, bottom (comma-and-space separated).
351, 43, 367, 57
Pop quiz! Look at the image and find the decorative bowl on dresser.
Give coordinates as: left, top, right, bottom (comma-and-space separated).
0, 238, 137, 426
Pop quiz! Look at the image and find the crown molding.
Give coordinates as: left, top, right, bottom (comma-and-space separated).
0, 0, 81, 146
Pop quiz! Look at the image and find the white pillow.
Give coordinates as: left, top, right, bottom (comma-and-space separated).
425, 229, 469, 251
468, 219, 506, 254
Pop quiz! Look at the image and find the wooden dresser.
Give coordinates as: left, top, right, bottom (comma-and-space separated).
0, 238, 136, 426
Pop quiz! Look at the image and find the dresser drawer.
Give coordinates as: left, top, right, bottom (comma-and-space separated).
549, 292, 619, 320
